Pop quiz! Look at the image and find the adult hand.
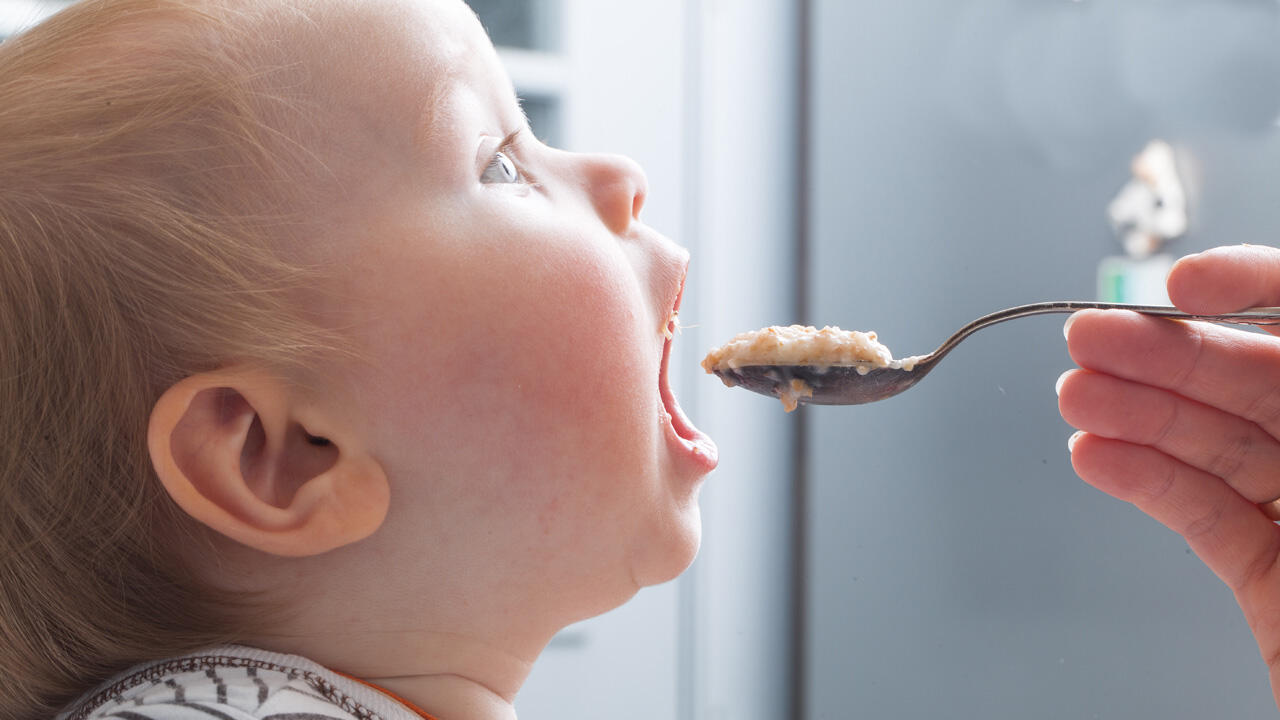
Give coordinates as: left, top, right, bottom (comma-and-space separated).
1058, 244, 1280, 710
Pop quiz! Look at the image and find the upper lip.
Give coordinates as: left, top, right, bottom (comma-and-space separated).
629, 225, 690, 338
658, 264, 687, 416
670, 270, 686, 331
659, 261, 688, 354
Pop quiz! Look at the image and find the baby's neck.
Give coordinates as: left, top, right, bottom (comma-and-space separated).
250, 628, 535, 720
372, 672, 518, 720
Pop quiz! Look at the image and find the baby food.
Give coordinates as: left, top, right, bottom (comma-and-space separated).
702, 324, 920, 411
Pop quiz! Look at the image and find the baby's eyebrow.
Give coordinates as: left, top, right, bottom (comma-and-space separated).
497, 129, 522, 153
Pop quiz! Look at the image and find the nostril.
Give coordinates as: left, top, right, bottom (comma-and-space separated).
632, 185, 646, 220
582, 152, 648, 232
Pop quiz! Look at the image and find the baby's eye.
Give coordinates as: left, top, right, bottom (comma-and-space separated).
481, 151, 522, 184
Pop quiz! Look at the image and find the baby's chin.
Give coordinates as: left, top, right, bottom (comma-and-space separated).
629, 501, 703, 589
562, 509, 701, 628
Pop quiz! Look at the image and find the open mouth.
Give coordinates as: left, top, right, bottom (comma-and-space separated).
658, 278, 718, 470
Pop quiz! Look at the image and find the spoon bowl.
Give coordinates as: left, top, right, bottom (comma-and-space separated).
712, 361, 939, 406
708, 302, 1280, 408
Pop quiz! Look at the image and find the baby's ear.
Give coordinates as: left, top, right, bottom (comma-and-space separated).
147, 367, 389, 557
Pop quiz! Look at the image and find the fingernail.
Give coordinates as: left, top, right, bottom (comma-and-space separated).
1055, 370, 1072, 396
1068, 430, 1085, 452
1063, 312, 1079, 341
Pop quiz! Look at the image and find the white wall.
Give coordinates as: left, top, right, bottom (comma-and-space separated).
686, 2, 800, 719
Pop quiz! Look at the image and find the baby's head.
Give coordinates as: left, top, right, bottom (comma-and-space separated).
0, 0, 716, 716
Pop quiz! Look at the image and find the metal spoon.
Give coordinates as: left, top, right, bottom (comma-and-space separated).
709, 302, 1280, 407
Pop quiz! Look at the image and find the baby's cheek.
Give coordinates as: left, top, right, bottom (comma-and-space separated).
462, 247, 652, 442
506, 267, 649, 423
349, 221, 658, 497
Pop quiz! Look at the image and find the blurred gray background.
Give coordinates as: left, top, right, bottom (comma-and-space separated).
805, 1, 1280, 718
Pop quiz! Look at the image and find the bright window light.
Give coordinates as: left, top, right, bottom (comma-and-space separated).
0, 1, 75, 40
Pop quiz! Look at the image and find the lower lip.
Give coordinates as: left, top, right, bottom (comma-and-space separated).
660, 335, 718, 473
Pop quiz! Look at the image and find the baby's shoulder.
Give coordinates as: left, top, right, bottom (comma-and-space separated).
58, 646, 416, 720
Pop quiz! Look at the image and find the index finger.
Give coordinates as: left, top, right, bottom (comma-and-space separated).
1065, 310, 1280, 438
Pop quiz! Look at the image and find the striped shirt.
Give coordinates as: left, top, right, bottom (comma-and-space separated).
56, 645, 434, 720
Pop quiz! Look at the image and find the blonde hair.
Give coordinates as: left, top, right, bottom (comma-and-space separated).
0, 1, 351, 717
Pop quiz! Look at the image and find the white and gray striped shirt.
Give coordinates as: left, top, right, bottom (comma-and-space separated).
56, 645, 423, 720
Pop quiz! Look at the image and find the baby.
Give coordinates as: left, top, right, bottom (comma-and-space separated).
0, 1, 716, 719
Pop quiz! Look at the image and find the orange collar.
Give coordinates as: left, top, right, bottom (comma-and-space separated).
333, 671, 441, 720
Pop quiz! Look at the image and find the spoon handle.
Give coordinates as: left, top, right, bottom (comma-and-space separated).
932, 302, 1280, 360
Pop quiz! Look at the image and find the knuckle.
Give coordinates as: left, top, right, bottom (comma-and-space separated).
1170, 324, 1207, 389
1263, 637, 1280, 673
1138, 461, 1178, 508
1235, 533, 1280, 593
1204, 432, 1253, 486
1263, 646, 1280, 674
1243, 383, 1280, 430
1177, 493, 1228, 541
1145, 395, 1180, 446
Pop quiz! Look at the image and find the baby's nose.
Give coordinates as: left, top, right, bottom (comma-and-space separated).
581, 152, 647, 233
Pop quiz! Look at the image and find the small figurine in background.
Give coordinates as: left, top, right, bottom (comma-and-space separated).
1108, 139, 1188, 259
1099, 139, 1189, 304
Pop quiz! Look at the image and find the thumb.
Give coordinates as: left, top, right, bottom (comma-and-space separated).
1168, 244, 1280, 314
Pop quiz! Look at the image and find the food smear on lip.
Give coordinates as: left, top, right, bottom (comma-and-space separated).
662, 309, 680, 340
701, 324, 922, 412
